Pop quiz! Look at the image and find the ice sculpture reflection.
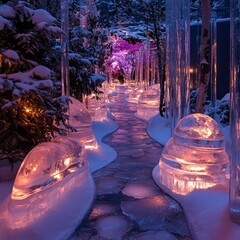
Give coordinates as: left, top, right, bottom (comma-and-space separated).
68, 96, 98, 149
158, 113, 229, 195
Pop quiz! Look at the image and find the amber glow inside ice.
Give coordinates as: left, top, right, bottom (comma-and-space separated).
158, 113, 229, 195
68, 97, 98, 149
11, 137, 86, 200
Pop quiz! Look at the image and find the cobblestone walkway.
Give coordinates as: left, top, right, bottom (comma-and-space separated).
70, 97, 192, 240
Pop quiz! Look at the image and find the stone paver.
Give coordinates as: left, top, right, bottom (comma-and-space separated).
70, 95, 192, 240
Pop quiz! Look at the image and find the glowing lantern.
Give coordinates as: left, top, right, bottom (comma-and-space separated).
68, 97, 98, 149
155, 113, 229, 195
136, 88, 160, 120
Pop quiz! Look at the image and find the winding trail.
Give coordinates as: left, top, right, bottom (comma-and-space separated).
70, 95, 192, 240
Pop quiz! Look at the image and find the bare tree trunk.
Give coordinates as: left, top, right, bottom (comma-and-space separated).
195, 0, 211, 113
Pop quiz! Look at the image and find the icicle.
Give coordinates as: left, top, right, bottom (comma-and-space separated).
139, 47, 144, 89
165, 0, 190, 136
135, 51, 140, 87
145, 40, 150, 88
61, 0, 70, 96
211, 19, 217, 116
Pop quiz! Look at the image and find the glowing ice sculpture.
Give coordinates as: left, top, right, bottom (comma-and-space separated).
87, 95, 109, 121
68, 97, 98, 149
136, 88, 160, 120
12, 136, 86, 201
127, 81, 144, 103
2, 136, 95, 240
115, 84, 128, 93
157, 113, 229, 195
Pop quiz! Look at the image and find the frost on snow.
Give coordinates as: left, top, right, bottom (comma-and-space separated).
0, 15, 12, 31
29, 65, 52, 80
0, 4, 15, 18
90, 73, 106, 83
30, 8, 57, 25
3, 50, 19, 60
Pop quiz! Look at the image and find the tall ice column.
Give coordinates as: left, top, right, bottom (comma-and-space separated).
61, 0, 70, 96
165, 0, 190, 136
229, 0, 240, 224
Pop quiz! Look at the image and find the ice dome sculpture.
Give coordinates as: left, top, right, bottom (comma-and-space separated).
68, 97, 98, 149
128, 86, 143, 103
115, 84, 128, 93
12, 136, 86, 201
87, 94, 109, 121
5, 136, 95, 239
157, 113, 229, 195
136, 88, 160, 120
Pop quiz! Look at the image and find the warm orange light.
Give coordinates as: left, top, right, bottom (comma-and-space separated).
24, 108, 31, 113
0, 54, 3, 68
184, 165, 206, 172
85, 144, 98, 150
52, 170, 62, 181
64, 157, 71, 167
196, 125, 213, 138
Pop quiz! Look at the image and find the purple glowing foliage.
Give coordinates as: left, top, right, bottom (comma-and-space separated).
113, 39, 143, 53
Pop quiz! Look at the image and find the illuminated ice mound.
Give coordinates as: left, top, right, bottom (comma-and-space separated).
156, 113, 229, 195
128, 87, 143, 103
115, 84, 128, 93
108, 84, 129, 102
136, 88, 160, 120
148, 83, 160, 90
88, 95, 109, 121
68, 97, 98, 149
12, 136, 86, 201
2, 136, 95, 240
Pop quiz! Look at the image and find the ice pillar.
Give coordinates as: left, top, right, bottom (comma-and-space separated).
61, 0, 70, 96
165, 0, 190, 136
139, 47, 144, 88
135, 51, 140, 86
143, 40, 150, 88
229, 0, 240, 224
211, 19, 217, 117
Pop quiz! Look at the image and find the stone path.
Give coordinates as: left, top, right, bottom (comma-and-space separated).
70, 96, 192, 240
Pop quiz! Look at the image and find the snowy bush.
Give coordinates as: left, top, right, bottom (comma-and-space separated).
190, 88, 198, 113
190, 89, 230, 127
215, 94, 230, 127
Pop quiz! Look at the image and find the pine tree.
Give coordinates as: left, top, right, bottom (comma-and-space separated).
0, 1, 72, 164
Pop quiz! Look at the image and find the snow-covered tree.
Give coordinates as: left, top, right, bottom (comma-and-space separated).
30, 0, 108, 102
0, 1, 72, 164
67, 3, 108, 101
